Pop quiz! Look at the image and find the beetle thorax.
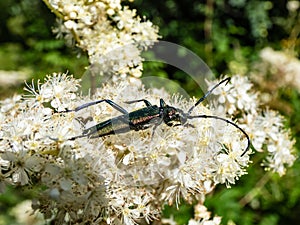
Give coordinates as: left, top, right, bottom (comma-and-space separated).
163, 106, 187, 126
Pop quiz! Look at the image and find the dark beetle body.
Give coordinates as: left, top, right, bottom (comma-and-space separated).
83, 105, 162, 138
66, 78, 250, 156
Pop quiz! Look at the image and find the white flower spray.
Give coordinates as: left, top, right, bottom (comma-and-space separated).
1, 73, 252, 224
43, 0, 159, 79
1, 72, 295, 224
206, 75, 296, 176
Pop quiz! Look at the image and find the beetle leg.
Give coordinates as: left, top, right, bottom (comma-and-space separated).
124, 99, 152, 107
65, 99, 128, 114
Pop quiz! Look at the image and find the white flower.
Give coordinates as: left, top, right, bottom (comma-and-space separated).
0, 70, 28, 86
45, 0, 159, 79
263, 125, 296, 176
162, 215, 177, 225
287, 1, 300, 12
23, 72, 79, 111
259, 47, 300, 90
186, 204, 221, 225
1, 149, 43, 185
207, 75, 259, 115
242, 108, 296, 176
64, 20, 77, 30
11, 200, 45, 225
208, 76, 296, 176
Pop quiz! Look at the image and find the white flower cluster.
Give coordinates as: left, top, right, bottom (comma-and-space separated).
162, 204, 221, 225
0, 70, 28, 87
0, 73, 251, 224
10, 200, 44, 225
44, 0, 159, 79
258, 47, 300, 90
207, 75, 296, 176
208, 75, 259, 116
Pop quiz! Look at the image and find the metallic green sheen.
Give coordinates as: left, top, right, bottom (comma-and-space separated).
83, 105, 161, 138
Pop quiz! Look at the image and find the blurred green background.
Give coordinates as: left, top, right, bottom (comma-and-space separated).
0, 0, 299, 225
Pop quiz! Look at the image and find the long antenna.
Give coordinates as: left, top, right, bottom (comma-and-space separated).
187, 77, 231, 115
187, 115, 250, 157
186, 77, 250, 156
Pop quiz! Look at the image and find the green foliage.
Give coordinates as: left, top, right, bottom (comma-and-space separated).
163, 204, 194, 225
0, 0, 88, 98
0, 186, 34, 225
130, 0, 290, 76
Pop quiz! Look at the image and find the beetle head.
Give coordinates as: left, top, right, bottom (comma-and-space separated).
160, 99, 187, 126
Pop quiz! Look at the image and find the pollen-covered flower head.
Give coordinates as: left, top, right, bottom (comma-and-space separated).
206, 74, 296, 177
47, 0, 159, 79
260, 48, 300, 88
206, 75, 259, 115
0, 73, 251, 224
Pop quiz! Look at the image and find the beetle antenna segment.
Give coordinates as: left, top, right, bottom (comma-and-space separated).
187, 115, 250, 157
187, 77, 231, 115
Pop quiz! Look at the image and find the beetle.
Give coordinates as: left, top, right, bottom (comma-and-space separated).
64, 77, 250, 156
